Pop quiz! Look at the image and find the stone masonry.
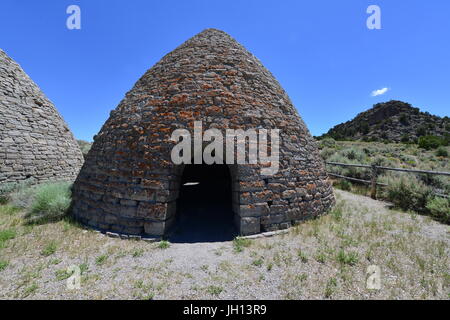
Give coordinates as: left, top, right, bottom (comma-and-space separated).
0, 49, 83, 184
72, 29, 335, 237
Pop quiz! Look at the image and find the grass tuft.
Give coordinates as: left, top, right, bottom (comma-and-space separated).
206, 285, 223, 296
132, 248, 145, 257
324, 277, 337, 298
336, 249, 359, 266
0, 228, 16, 248
0, 260, 9, 271
297, 249, 308, 263
41, 241, 57, 256
157, 240, 170, 249
55, 269, 73, 281
233, 237, 252, 253
22, 282, 38, 298
95, 254, 108, 266
251, 258, 264, 267
0, 205, 21, 216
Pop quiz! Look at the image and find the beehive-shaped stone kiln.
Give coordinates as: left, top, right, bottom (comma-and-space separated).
0, 49, 83, 184
72, 29, 334, 237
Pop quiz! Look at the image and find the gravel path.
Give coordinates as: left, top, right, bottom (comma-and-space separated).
0, 190, 448, 299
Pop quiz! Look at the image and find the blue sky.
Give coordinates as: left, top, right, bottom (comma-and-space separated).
1, 0, 449, 141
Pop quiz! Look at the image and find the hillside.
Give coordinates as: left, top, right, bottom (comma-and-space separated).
76, 140, 92, 158
320, 100, 449, 143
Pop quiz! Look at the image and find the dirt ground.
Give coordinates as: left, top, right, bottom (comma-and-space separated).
0, 190, 448, 300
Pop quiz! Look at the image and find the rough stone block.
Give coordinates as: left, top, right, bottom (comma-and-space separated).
236, 216, 260, 235
119, 205, 137, 218
239, 203, 269, 217
136, 202, 174, 220
144, 217, 174, 236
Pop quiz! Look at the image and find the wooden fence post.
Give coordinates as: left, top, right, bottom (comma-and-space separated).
370, 164, 378, 200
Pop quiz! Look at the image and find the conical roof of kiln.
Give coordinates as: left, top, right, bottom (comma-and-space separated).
0, 49, 83, 184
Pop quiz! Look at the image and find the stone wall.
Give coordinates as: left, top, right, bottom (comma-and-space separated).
72, 29, 335, 237
0, 49, 83, 184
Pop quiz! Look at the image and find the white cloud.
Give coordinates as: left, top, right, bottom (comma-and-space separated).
371, 87, 389, 97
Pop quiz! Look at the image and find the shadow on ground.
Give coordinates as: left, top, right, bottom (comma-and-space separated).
168, 204, 238, 243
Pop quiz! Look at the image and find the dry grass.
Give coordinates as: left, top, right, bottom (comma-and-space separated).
0, 190, 448, 300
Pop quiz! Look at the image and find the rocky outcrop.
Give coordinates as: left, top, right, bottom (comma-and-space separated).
321, 100, 449, 143
0, 49, 83, 184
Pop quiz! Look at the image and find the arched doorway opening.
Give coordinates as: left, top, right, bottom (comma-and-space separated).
168, 163, 238, 242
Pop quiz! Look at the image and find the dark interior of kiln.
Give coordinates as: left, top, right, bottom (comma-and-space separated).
168, 163, 238, 243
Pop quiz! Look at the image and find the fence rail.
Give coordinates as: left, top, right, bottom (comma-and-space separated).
326, 161, 372, 169
374, 166, 450, 176
325, 161, 450, 199
327, 173, 388, 186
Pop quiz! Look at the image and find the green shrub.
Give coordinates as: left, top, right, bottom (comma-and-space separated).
371, 156, 393, 167
384, 175, 432, 212
25, 182, 72, 224
444, 133, 450, 146
426, 197, 450, 223
418, 135, 443, 150
362, 136, 378, 142
327, 151, 369, 180
320, 147, 336, 160
338, 179, 352, 191
399, 113, 409, 125
0, 180, 33, 204
435, 147, 448, 157
346, 149, 357, 160
77, 140, 92, 158
400, 134, 410, 143
399, 154, 416, 166
362, 147, 372, 155
9, 186, 36, 209
359, 122, 369, 134
344, 148, 366, 162
0, 183, 16, 204
320, 137, 336, 148
416, 126, 427, 137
